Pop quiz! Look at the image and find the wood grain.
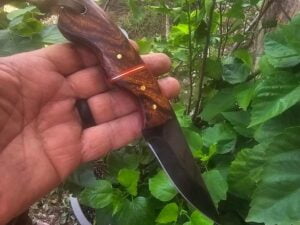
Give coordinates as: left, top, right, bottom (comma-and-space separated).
58, 0, 172, 128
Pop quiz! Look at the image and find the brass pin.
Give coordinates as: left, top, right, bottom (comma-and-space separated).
152, 104, 157, 110
116, 54, 123, 59
140, 85, 146, 91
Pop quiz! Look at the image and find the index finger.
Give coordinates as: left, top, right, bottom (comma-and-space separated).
36, 40, 140, 76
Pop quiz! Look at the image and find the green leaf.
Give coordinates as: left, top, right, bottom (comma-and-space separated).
149, 170, 177, 202
249, 73, 300, 127
205, 0, 213, 15
259, 55, 276, 77
264, 38, 300, 68
222, 111, 254, 137
194, 144, 217, 162
0, 9, 9, 29
9, 14, 43, 37
228, 144, 268, 199
227, 1, 244, 19
106, 150, 140, 177
111, 189, 124, 215
96, 207, 119, 225
41, 25, 66, 44
174, 103, 193, 128
115, 197, 155, 225
0, 29, 43, 56
183, 222, 192, 225
205, 58, 223, 80
156, 203, 179, 224
247, 127, 300, 225
223, 57, 251, 84
190, 211, 214, 225
79, 180, 113, 209
254, 104, 300, 143
117, 169, 140, 196
234, 49, 253, 68
7, 6, 37, 20
203, 170, 228, 206
68, 163, 98, 188
137, 38, 152, 54
201, 88, 237, 121
202, 123, 237, 154
127, 0, 144, 21
236, 82, 256, 111
264, 15, 300, 68
182, 127, 203, 154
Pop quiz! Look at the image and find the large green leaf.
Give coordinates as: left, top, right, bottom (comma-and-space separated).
117, 169, 140, 196
41, 25, 66, 44
201, 88, 237, 122
0, 29, 43, 56
9, 13, 43, 37
0, 9, 9, 29
222, 111, 254, 137
79, 180, 114, 209
6, 6, 37, 20
68, 163, 98, 188
205, 58, 223, 80
203, 170, 228, 206
254, 104, 300, 143
182, 127, 203, 154
96, 207, 119, 225
137, 37, 152, 54
233, 49, 253, 68
190, 211, 214, 225
149, 170, 177, 202
259, 55, 276, 77
250, 72, 300, 127
247, 127, 300, 225
264, 15, 300, 68
156, 203, 179, 224
106, 150, 140, 177
236, 82, 256, 111
115, 197, 155, 225
228, 144, 268, 200
222, 57, 251, 84
202, 123, 237, 154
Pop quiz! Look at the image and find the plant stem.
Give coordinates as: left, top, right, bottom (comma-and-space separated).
104, 0, 112, 11
221, 15, 230, 56
230, 0, 276, 52
217, 2, 223, 59
193, 0, 216, 121
186, 0, 194, 114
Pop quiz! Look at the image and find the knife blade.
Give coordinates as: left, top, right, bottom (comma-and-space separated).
57, 0, 219, 222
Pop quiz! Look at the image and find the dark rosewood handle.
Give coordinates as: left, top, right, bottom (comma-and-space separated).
57, 0, 172, 128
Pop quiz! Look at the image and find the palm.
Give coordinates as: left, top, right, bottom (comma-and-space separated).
0, 44, 179, 222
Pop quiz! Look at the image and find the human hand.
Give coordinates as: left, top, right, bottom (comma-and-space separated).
0, 43, 180, 223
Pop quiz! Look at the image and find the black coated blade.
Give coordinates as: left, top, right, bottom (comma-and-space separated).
143, 112, 220, 223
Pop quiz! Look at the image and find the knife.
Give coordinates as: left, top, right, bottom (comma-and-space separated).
57, 0, 219, 222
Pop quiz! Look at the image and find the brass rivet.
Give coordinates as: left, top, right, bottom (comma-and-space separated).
140, 85, 146, 91
152, 104, 157, 110
117, 54, 123, 59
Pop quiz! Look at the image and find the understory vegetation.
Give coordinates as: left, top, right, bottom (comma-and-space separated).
1, 0, 300, 224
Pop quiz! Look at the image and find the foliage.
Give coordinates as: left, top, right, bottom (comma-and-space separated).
2, 1, 300, 225
0, 5, 65, 56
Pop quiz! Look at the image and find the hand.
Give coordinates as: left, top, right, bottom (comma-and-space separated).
0, 43, 180, 223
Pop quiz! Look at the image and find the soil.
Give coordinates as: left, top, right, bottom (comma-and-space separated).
29, 189, 78, 225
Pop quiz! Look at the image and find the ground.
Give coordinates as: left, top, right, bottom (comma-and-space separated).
29, 188, 78, 225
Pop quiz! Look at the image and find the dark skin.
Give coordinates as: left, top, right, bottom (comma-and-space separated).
0, 43, 180, 224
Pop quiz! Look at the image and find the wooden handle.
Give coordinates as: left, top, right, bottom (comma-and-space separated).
57, 0, 172, 128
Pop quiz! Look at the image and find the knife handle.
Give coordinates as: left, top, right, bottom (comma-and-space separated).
58, 0, 172, 128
